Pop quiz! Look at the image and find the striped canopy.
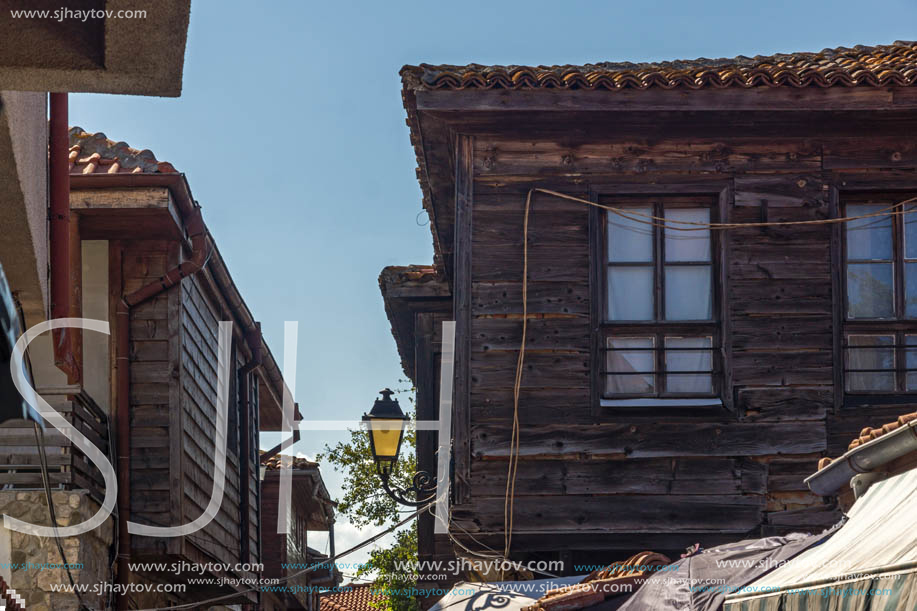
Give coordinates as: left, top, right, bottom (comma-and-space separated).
725, 467, 917, 610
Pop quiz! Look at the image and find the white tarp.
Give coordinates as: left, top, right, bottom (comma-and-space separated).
725, 467, 917, 610
428, 576, 584, 611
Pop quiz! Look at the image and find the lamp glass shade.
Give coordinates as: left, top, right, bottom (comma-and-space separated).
368, 418, 405, 469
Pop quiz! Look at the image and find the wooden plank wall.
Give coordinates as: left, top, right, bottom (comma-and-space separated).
123, 240, 180, 556
260, 476, 286, 580
246, 374, 261, 564
451, 134, 917, 553
124, 240, 260, 569
414, 312, 458, 587
179, 274, 243, 566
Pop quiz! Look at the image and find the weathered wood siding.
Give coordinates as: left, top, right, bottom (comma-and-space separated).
260, 473, 317, 610
450, 133, 917, 554
260, 476, 287, 580
124, 240, 179, 555
123, 240, 258, 567
179, 274, 243, 565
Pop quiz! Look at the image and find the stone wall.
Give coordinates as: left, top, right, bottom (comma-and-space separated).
0, 490, 113, 611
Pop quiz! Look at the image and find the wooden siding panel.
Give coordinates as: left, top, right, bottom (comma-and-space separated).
179, 276, 242, 566
453, 494, 764, 534
123, 242, 175, 541
471, 422, 826, 459
445, 130, 917, 556
468, 457, 767, 497
472, 139, 822, 177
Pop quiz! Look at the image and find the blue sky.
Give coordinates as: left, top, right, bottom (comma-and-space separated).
70, 0, 917, 571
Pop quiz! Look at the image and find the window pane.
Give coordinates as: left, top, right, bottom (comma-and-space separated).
905, 205, 917, 259
907, 335, 917, 391
608, 266, 653, 320
846, 263, 894, 318
846, 204, 892, 260
847, 335, 895, 392
606, 337, 655, 395
608, 207, 653, 263
665, 337, 713, 394
665, 209, 710, 262
664, 266, 712, 320
907, 262, 917, 318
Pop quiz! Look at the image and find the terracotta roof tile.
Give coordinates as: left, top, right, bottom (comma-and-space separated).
400, 41, 917, 276
849, 412, 917, 451
320, 583, 385, 611
260, 451, 319, 471
402, 41, 917, 91
379, 265, 440, 286
819, 410, 917, 469
525, 552, 671, 611
68, 126, 178, 175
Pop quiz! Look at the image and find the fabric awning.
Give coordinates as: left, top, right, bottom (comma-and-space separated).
725, 467, 917, 610
428, 576, 584, 611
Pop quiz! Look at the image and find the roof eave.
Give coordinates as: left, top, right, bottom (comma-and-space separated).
69, 170, 291, 430
806, 419, 917, 496
379, 265, 450, 380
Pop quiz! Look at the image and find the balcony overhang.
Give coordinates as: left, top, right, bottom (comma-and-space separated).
0, 0, 191, 97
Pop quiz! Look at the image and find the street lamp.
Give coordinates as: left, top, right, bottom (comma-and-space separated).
363, 389, 436, 507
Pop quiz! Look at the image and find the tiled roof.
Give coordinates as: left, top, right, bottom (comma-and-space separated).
68, 126, 178, 175
260, 451, 319, 471
320, 583, 385, 611
818, 411, 917, 470
400, 41, 917, 278
524, 552, 671, 611
379, 265, 440, 286
846, 411, 917, 451
401, 41, 917, 91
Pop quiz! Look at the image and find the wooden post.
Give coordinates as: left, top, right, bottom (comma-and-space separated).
452, 134, 473, 504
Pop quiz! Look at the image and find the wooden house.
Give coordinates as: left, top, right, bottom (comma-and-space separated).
383, 41, 917, 571
260, 452, 339, 611
58, 127, 296, 608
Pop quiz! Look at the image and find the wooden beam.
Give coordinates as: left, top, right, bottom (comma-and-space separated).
416, 86, 916, 113
452, 133, 473, 504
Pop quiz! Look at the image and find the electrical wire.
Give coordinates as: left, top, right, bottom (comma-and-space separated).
133, 501, 435, 611
534, 188, 917, 231
501, 188, 917, 567
426, 504, 561, 580
33, 422, 88, 610
503, 190, 530, 567
103, 410, 119, 611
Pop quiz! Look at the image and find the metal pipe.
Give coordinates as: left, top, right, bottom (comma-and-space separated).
49, 93, 79, 383
115, 207, 210, 610
805, 419, 917, 496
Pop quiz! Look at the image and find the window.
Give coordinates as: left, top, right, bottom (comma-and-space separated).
601, 196, 719, 400
843, 197, 917, 393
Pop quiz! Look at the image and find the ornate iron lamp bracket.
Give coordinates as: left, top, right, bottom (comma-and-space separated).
377, 468, 437, 507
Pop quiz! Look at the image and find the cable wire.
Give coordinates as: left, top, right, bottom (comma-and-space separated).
501, 188, 917, 570
134, 501, 434, 611
33, 422, 88, 610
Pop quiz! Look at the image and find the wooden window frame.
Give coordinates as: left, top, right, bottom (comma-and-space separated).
596, 195, 724, 403
841, 193, 917, 399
